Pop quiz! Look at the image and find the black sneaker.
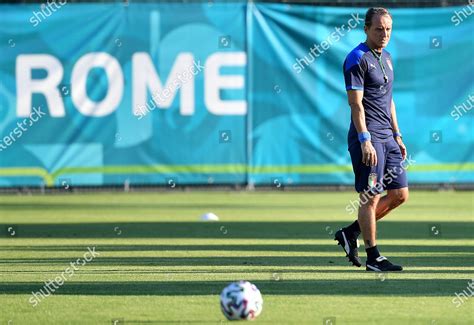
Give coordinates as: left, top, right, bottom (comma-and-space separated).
366, 256, 403, 272
334, 229, 362, 267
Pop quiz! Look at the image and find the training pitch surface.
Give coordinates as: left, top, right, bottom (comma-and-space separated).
0, 191, 473, 324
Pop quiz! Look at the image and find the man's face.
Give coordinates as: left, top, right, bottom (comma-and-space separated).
365, 14, 392, 49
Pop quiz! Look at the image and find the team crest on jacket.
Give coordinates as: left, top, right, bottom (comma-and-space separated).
386, 59, 393, 71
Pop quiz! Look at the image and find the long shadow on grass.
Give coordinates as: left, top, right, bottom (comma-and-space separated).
0, 279, 469, 296
1, 255, 472, 268
1, 222, 472, 239
2, 269, 473, 275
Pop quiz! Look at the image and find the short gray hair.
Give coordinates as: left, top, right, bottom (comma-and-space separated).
365, 7, 392, 27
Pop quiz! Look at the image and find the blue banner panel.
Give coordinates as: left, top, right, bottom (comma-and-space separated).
0, 3, 472, 187
247, 4, 473, 185
0, 3, 248, 186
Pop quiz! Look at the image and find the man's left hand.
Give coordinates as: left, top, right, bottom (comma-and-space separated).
395, 136, 407, 160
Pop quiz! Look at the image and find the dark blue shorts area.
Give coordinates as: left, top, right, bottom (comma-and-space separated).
349, 138, 408, 194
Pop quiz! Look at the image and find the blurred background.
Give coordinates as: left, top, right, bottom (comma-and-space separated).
0, 0, 472, 191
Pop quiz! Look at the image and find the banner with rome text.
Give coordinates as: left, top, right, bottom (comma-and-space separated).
0, 3, 472, 187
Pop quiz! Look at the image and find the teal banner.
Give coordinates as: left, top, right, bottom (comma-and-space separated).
0, 3, 472, 186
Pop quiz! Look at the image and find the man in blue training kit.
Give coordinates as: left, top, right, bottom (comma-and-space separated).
335, 7, 409, 272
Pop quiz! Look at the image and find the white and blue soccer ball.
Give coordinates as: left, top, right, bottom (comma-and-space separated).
220, 281, 263, 321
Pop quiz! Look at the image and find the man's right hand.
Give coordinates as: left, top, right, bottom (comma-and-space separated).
361, 141, 377, 166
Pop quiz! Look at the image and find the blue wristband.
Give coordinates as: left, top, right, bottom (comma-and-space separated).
393, 132, 402, 138
358, 132, 371, 143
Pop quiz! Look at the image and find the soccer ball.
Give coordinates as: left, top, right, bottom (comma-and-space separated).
220, 281, 263, 321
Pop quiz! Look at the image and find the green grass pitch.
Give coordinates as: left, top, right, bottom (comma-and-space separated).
0, 190, 473, 324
